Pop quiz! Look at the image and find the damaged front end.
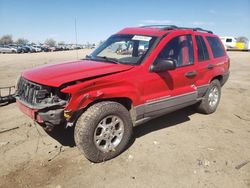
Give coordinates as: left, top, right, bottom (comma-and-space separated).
16, 77, 70, 131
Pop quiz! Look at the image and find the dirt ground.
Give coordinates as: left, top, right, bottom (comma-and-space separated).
0, 50, 249, 188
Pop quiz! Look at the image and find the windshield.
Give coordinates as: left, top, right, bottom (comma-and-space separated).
88, 34, 156, 65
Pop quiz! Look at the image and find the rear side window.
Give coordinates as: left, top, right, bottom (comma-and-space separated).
157, 35, 194, 67
195, 35, 209, 62
206, 36, 225, 58
226, 38, 232, 42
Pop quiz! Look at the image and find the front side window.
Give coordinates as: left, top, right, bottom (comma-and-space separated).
89, 35, 156, 65
206, 36, 225, 58
156, 35, 194, 67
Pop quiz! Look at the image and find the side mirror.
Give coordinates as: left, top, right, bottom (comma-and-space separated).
150, 59, 176, 72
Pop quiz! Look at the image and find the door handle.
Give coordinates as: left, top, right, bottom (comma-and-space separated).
207, 64, 214, 70
185, 71, 197, 78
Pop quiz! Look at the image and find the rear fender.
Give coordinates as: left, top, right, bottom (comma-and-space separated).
209, 66, 228, 83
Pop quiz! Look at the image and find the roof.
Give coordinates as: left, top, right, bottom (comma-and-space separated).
117, 25, 213, 37
117, 27, 168, 37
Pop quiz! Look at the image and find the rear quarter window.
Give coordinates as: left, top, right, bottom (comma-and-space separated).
206, 36, 226, 58
195, 35, 209, 62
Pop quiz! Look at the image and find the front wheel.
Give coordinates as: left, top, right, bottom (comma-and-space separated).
74, 101, 133, 162
196, 79, 221, 114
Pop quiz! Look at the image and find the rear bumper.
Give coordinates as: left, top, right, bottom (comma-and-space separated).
221, 71, 230, 86
16, 100, 65, 125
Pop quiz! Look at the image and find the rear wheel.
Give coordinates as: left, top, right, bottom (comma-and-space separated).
196, 79, 221, 114
74, 101, 133, 162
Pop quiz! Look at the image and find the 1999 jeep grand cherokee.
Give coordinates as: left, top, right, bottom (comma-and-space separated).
16, 25, 230, 162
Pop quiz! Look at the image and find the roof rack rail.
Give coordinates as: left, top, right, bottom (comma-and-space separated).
140, 25, 213, 34
140, 25, 178, 30
192, 27, 213, 34
173, 27, 213, 34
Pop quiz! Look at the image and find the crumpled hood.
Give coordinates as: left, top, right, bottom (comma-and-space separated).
22, 60, 134, 87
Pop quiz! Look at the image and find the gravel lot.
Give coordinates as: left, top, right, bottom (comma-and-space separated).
0, 50, 249, 188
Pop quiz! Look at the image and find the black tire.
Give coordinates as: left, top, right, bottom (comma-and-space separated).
196, 79, 221, 114
74, 101, 133, 162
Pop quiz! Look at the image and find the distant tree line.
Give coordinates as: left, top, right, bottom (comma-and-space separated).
236, 36, 249, 44
0, 35, 14, 45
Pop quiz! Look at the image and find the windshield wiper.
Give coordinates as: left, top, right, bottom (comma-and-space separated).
83, 55, 92, 60
96, 56, 120, 64
83, 55, 120, 64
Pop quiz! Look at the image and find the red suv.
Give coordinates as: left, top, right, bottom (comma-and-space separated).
16, 25, 230, 162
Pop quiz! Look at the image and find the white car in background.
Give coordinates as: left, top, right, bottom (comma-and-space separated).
31, 45, 42, 52
220, 36, 237, 49
0, 45, 17, 53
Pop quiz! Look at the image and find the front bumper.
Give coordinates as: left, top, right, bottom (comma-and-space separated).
16, 100, 65, 126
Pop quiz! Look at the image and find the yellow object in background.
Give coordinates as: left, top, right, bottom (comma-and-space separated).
236, 42, 245, 50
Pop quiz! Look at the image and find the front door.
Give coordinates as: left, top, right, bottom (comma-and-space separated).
142, 33, 198, 117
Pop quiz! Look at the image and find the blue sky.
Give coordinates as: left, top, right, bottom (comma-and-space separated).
0, 0, 249, 44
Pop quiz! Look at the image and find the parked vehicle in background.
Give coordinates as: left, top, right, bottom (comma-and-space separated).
0, 45, 17, 53
64, 45, 71, 50
27, 45, 41, 52
72, 44, 84, 50
22, 45, 35, 53
220, 36, 237, 49
57, 45, 65, 51
40, 46, 50, 52
19, 46, 30, 53
8, 44, 22, 53
16, 25, 230, 162
220, 36, 249, 50
247, 42, 250, 51
32, 45, 42, 52
48, 46, 57, 52
55, 46, 65, 51
10, 44, 34, 53
0, 43, 88, 53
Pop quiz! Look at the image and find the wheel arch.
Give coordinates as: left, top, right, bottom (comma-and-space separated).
211, 75, 223, 85
87, 97, 136, 124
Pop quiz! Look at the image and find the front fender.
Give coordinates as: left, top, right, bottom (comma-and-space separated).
62, 80, 141, 111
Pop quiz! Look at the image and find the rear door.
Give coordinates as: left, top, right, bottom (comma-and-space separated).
194, 34, 212, 97
206, 35, 229, 77
142, 33, 199, 117
195, 34, 229, 97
